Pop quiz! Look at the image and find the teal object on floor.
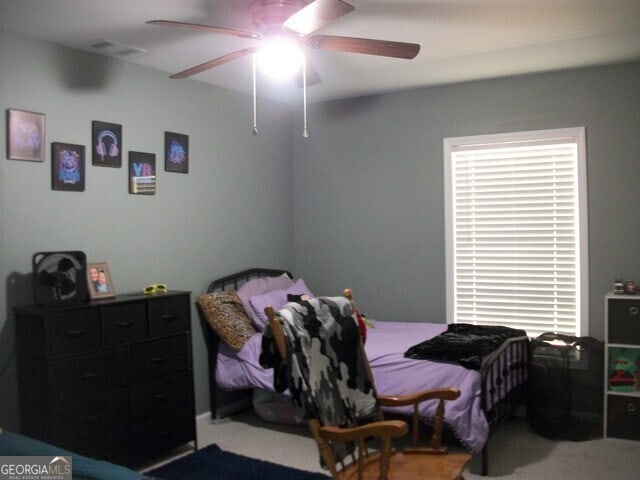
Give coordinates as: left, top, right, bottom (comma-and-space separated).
0, 429, 146, 480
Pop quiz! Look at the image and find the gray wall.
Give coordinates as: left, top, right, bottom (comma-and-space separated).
292, 61, 640, 341
0, 29, 294, 429
3, 26, 639, 430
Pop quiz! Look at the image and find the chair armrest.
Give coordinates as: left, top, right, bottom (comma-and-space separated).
318, 420, 408, 443
377, 387, 461, 452
378, 387, 460, 408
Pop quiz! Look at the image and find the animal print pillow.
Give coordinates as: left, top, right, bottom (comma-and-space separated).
197, 290, 256, 351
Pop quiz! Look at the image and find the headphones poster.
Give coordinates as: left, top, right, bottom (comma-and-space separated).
92, 120, 122, 167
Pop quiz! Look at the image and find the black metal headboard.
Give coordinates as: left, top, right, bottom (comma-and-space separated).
198, 267, 293, 421
206, 267, 293, 293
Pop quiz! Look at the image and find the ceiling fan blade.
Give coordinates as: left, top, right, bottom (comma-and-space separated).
295, 58, 322, 88
307, 35, 420, 59
284, 0, 355, 36
170, 47, 260, 79
147, 20, 259, 40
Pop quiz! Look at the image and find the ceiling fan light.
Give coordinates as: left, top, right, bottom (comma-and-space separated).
256, 40, 304, 80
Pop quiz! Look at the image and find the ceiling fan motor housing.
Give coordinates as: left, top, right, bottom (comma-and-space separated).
250, 0, 308, 31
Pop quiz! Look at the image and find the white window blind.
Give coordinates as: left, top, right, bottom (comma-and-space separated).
444, 128, 588, 338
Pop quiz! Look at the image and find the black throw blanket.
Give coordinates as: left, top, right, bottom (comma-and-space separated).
404, 323, 527, 370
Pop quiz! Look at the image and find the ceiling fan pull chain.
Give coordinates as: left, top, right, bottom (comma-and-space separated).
252, 53, 258, 136
303, 57, 309, 138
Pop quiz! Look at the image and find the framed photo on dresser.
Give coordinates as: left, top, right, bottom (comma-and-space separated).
87, 262, 115, 299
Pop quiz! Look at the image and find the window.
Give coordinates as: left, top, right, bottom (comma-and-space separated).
444, 128, 588, 338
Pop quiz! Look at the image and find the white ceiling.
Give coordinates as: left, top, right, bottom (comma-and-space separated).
2, 0, 640, 104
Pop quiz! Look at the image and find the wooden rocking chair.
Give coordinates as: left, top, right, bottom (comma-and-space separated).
264, 289, 472, 480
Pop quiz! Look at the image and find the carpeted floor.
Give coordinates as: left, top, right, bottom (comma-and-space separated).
184, 409, 640, 479
139, 408, 640, 480
144, 443, 329, 480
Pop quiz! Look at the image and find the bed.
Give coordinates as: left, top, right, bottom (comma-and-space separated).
196, 268, 529, 476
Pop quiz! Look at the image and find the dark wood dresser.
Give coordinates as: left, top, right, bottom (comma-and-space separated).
14, 290, 196, 467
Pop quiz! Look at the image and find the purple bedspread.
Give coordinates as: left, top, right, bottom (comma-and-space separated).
216, 320, 489, 453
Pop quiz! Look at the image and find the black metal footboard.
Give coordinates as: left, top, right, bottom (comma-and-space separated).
479, 335, 530, 475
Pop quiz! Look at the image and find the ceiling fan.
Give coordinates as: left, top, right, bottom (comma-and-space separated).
147, 0, 421, 86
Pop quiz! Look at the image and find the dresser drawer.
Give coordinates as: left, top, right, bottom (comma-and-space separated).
130, 334, 190, 381
49, 348, 128, 404
102, 301, 148, 345
49, 391, 129, 457
608, 299, 640, 344
49, 308, 100, 356
149, 295, 190, 337
130, 371, 193, 421
607, 395, 640, 440
130, 411, 194, 462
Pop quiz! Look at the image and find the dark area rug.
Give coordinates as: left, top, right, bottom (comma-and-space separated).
145, 444, 329, 480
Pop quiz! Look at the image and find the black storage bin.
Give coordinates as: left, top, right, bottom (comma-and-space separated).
528, 332, 604, 440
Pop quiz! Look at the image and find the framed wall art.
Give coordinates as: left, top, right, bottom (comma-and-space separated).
86, 262, 115, 299
51, 142, 85, 191
7, 108, 46, 162
92, 120, 122, 167
164, 131, 188, 173
129, 151, 156, 195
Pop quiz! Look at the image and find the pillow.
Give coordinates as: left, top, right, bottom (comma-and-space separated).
197, 290, 256, 351
237, 274, 294, 324
248, 278, 314, 331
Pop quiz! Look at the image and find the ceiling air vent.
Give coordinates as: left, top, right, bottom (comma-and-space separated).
90, 39, 146, 57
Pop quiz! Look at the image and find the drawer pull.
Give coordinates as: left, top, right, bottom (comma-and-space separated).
116, 321, 134, 329
65, 329, 85, 338
152, 355, 170, 364
629, 307, 639, 316
153, 393, 169, 401
627, 402, 637, 413
85, 414, 104, 423
81, 371, 102, 381
161, 314, 178, 323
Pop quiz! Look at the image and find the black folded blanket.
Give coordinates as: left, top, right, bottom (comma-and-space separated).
404, 323, 527, 370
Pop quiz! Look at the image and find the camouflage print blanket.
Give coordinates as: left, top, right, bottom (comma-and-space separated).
260, 296, 379, 430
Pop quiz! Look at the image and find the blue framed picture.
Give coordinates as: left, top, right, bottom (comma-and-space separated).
164, 131, 188, 173
51, 142, 85, 191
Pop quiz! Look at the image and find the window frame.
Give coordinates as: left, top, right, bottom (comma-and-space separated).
443, 127, 589, 337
